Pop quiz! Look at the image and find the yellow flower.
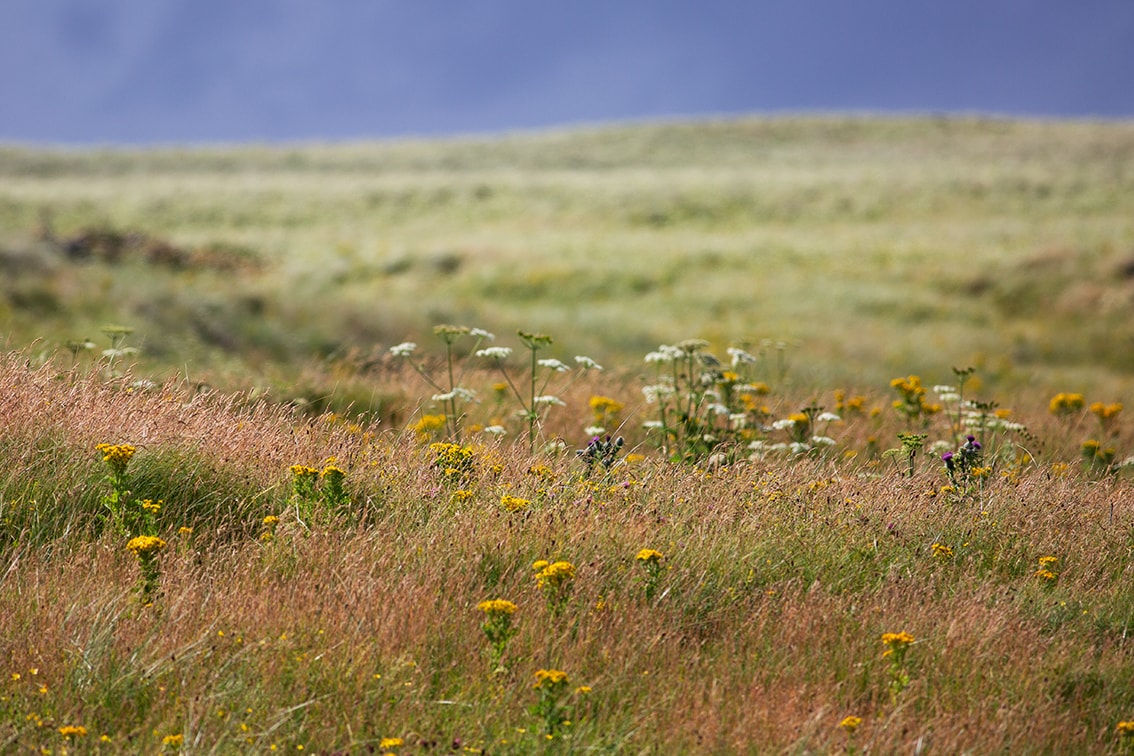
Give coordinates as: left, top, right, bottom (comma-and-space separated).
635, 548, 665, 564
838, 716, 862, 734
96, 443, 136, 465
931, 543, 954, 559
477, 599, 518, 616
379, 737, 405, 749
1038, 555, 1058, 567
58, 725, 88, 738
532, 560, 550, 571
125, 535, 167, 556
501, 494, 531, 512
533, 668, 569, 688
289, 464, 318, 478
163, 733, 184, 747
178, 526, 193, 537
1117, 720, 1134, 736
1049, 392, 1085, 415
262, 515, 280, 527
536, 561, 576, 589
574, 685, 592, 695
141, 499, 162, 513
320, 464, 346, 479
881, 631, 915, 648
1035, 568, 1058, 583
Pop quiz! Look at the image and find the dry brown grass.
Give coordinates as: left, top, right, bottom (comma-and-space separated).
3, 351, 1134, 752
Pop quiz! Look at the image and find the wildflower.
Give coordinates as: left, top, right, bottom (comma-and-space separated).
727, 347, 757, 366
636, 548, 664, 564
388, 342, 417, 357
534, 395, 565, 406
477, 599, 518, 615
96, 443, 136, 475
379, 737, 405, 749
537, 358, 570, 372
178, 526, 193, 537
141, 499, 162, 513
1090, 401, 1123, 421
1117, 721, 1134, 736
289, 464, 318, 478
483, 425, 507, 436
575, 685, 592, 694
500, 494, 530, 512
574, 355, 603, 370
1049, 392, 1085, 415
411, 413, 447, 439
126, 535, 167, 556
162, 733, 183, 748
839, 716, 862, 734
881, 631, 915, 653
262, 515, 279, 527
469, 327, 495, 340
536, 561, 576, 589
932, 543, 954, 559
533, 669, 570, 688
476, 346, 513, 360
58, 725, 88, 738
1038, 555, 1058, 567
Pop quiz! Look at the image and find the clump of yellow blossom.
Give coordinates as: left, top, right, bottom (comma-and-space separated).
125, 535, 166, 556
1049, 392, 1085, 416
58, 725, 88, 738
931, 543, 954, 559
501, 494, 530, 512
477, 599, 518, 616
839, 716, 862, 734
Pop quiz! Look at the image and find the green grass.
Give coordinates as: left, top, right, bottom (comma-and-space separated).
3, 115, 1134, 416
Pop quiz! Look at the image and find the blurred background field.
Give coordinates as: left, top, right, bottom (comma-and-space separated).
2, 115, 1134, 416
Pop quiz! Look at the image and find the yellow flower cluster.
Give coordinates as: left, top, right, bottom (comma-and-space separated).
289, 464, 318, 478
379, 736, 405, 749
96, 443, 136, 472
1090, 401, 1123, 421
533, 668, 569, 688
125, 535, 167, 556
477, 599, 518, 616
881, 631, 915, 648
501, 495, 530, 512
534, 560, 576, 589
589, 395, 624, 423
838, 716, 862, 734
931, 543, 954, 559
1117, 720, 1134, 736
141, 499, 162, 513
411, 413, 447, 440
162, 733, 183, 747
635, 548, 664, 564
1048, 392, 1085, 415
58, 725, 88, 738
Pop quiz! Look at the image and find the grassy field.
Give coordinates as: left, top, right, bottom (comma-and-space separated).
4, 116, 1134, 753
3, 116, 1134, 410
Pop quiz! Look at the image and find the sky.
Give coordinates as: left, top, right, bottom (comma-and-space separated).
2, 0, 1133, 145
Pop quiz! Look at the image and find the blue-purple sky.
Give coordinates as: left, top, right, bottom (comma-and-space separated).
3, 0, 1133, 145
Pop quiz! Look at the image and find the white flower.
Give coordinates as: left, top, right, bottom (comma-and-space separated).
476, 346, 513, 360
729, 413, 748, 429
584, 425, 606, 437
816, 412, 841, 423
534, 395, 566, 406
483, 425, 508, 436
469, 328, 495, 341
538, 358, 570, 372
727, 347, 757, 366
641, 384, 675, 404
789, 442, 812, 454
810, 435, 836, 446
644, 345, 683, 363
432, 387, 478, 403
574, 355, 603, 370
643, 420, 665, 430
389, 342, 417, 357
771, 418, 796, 431
932, 385, 957, 395
708, 403, 730, 416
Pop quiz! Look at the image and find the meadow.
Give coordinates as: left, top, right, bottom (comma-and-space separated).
3, 116, 1134, 753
